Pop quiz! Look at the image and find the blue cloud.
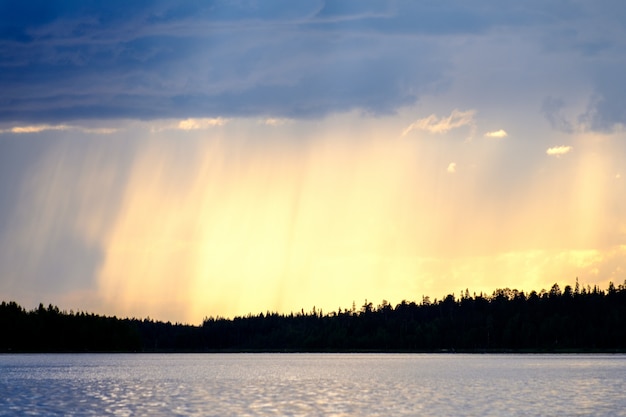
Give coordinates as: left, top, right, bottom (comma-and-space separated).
585, 65, 626, 132
1, 0, 625, 129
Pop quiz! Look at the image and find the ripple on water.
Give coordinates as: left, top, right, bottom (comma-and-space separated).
0, 353, 625, 416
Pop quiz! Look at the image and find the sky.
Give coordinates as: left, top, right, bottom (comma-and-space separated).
1, 1, 625, 324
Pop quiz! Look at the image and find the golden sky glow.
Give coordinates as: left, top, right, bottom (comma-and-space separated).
0, 110, 624, 323
26, 113, 610, 323
2, 2, 626, 325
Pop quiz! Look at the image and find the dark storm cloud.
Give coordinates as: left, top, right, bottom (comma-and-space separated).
532, 0, 626, 132
0, 0, 435, 122
541, 97, 573, 133
1, 0, 625, 128
584, 66, 626, 132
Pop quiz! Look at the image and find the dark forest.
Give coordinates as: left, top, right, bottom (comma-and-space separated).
2, 280, 625, 353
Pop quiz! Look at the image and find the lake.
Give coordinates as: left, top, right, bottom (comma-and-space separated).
1, 353, 624, 416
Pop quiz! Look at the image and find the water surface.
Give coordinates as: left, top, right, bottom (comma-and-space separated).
1, 353, 624, 416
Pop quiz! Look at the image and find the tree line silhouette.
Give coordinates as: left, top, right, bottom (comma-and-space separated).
2, 280, 625, 352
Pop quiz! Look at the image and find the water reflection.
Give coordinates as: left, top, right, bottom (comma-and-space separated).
1, 354, 625, 416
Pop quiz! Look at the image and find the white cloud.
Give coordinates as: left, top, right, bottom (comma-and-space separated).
402, 109, 476, 137
177, 118, 228, 130
546, 145, 573, 157
2, 124, 71, 134
261, 118, 291, 126
484, 129, 508, 138
447, 162, 457, 173
0, 124, 117, 135
81, 127, 118, 134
